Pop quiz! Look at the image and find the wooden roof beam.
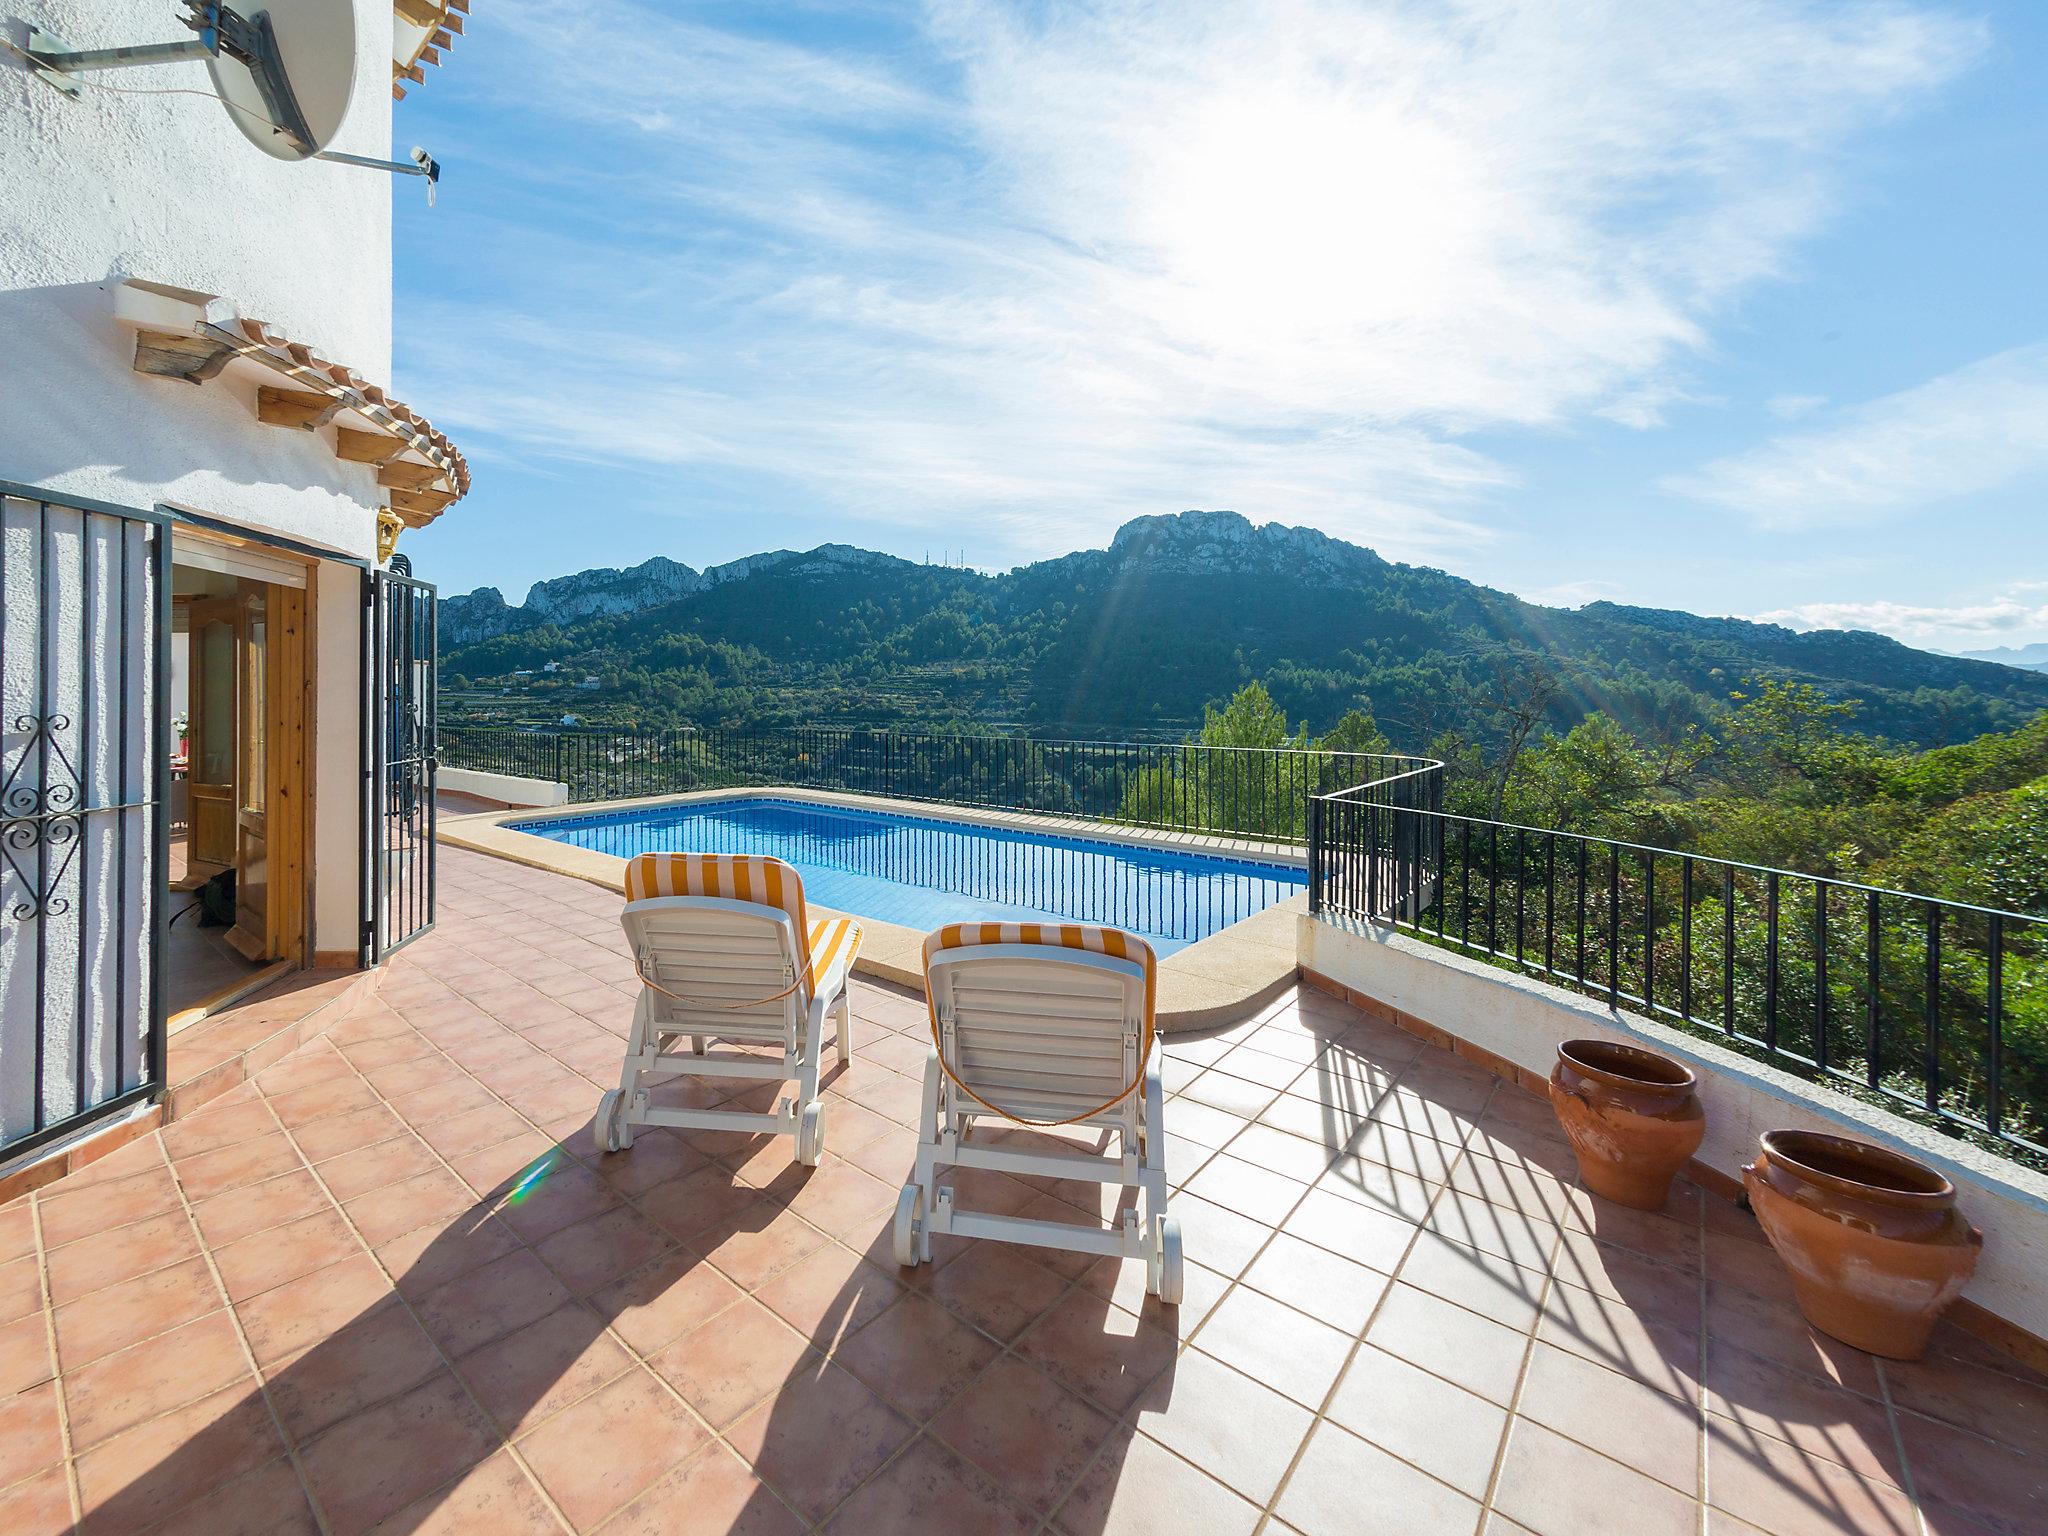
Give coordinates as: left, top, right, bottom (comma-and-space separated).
132, 330, 236, 384
388, 487, 458, 520
257, 387, 341, 430
336, 427, 409, 465
377, 458, 452, 491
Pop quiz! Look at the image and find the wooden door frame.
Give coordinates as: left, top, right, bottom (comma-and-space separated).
168, 536, 316, 979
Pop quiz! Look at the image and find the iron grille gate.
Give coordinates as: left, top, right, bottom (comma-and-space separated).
0, 484, 170, 1162
361, 567, 438, 964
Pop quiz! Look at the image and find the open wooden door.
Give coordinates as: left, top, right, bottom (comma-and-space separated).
185, 596, 237, 872
227, 585, 270, 960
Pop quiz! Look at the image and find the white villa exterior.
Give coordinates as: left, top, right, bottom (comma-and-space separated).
0, 0, 469, 1166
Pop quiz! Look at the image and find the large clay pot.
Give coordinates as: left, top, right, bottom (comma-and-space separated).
1549, 1039, 1705, 1210
1743, 1129, 1981, 1360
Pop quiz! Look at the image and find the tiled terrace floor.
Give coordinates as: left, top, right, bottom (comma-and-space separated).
4, 846, 2045, 1535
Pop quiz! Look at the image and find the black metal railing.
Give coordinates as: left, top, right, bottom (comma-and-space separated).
1, 481, 171, 1163
1310, 793, 2048, 1159
441, 723, 1435, 845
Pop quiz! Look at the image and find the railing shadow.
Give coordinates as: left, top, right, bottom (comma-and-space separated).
1286, 1003, 1925, 1536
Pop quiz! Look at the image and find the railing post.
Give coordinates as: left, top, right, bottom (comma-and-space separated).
1307, 796, 1324, 915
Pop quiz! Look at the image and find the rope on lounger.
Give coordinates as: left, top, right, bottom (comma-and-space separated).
928, 1012, 1155, 1129
633, 921, 863, 1014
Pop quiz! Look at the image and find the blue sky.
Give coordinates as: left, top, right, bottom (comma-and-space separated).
394, 1, 2048, 654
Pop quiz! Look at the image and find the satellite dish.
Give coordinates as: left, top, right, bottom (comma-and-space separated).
200, 0, 357, 161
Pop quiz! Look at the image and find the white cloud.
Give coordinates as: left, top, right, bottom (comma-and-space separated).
1751, 592, 2048, 646
1767, 393, 1827, 420
409, 0, 1984, 564
1668, 342, 2048, 526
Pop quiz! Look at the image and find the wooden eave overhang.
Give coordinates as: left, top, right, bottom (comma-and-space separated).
392, 0, 471, 102
115, 279, 470, 531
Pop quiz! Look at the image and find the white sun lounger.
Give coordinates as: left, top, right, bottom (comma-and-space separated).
598, 853, 859, 1166
892, 921, 1182, 1302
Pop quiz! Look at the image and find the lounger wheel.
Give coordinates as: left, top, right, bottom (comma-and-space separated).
892, 1183, 923, 1268
596, 1090, 633, 1154
1149, 1216, 1183, 1305
796, 1101, 825, 1166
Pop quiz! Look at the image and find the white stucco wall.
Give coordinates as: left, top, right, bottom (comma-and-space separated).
0, 0, 395, 560
1300, 914, 2048, 1345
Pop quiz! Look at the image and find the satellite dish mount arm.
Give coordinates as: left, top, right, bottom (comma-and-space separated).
24, 3, 314, 154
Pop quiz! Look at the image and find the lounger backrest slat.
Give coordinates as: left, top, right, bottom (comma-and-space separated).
622, 894, 804, 1040
924, 933, 1155, 1124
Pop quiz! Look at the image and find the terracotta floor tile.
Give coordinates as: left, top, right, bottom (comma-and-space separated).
1397, 1229, 1549, 1333
603, 1441, 805, 1536
0, 1202, 33, 1266
171, 1131, 301, 1203
1077, 1252, 1227, 1341
1016, 1289, 1180, 1417
1279, 1185, 1417, 1273
53, 1256, 220, 1370
288, 1104, 408, 1165
532, 1203, 675, 1296
1703, 1335, 1904, 1487
650, 1296, 820, 1429
1128, 1348, 1312, 1505
0, 1253, 42, 1329
1517, 1339, 1699, 1495
73, 1378, 285, 1536
150, 1453, 319, 1536
779, 1159, 899, 1238
377, 1210, 524, 1300
1053, 1423, 1264, 1536
1323, 1343, 1506, 1497
236, 1256, 394, 1365
847, 1126, 920, 1185
827, 1432, 1037, 1536
1235, 1231, 1388, 1335
415, 1102, 534, 1163
753, 1241, 903, 1349
589, 1128, 707, 1193
483, 1157, 616, 1243
414, 1249, 570, 1357
729, 1356, 916, 1522
694, 1202, 832, 1290
924, 1240, 1071, 1342
1564, 1196, 1702, 1270
316, 1134, 443, 1203
0, 1379, 66, 1489
637, 1163, 764, 1241
212, 1208, 360, 1303
588, 1249, 745, 1357
1424, 1187, 1562, 1272
1550, 1228, 1703, 1330
1178, 1071, 1278, 1121
342, 1169, 477, 1248
1181, 1153, 1309, 1225
261, 1301, 446, 1444
1895, 1409, 2048, 1536
1702, 1282, 1878, 1398
1274, 1419, 1480, 1536
64, 1309, 254, 1452
1541, 1277, 1705, 1405
1494, 1417, 1697, 1536
266, 1076, 383, 1130
834, 1290, 1002, 1421
193, 1168, 330, 1248
0, 1464, 72, 1536
161, 1098, 274, 1161
45, 1208, 201, 1306
1366, 1283, 1531, 1407
296, 1370, 499, 1536
455, 1300, 630, 1437
1194, 1284, 1354, 1409
1883, 1346, 2048, 1457
1706, 1412, 1920, 1536
37, 1165, 181, 1247
518, 1365, 711, 1528
362, 1449, 559, 1536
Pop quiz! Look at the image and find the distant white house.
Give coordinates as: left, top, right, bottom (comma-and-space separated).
1, 1, 478, 1167
559, 713, 582, 727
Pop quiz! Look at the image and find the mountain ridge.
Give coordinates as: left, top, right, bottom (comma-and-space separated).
436, 510, 2048, 746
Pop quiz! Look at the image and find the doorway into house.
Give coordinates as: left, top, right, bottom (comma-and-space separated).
167, 553, 309, 1022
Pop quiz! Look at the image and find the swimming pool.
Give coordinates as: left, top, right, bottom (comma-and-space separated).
508, 796, 1304, 956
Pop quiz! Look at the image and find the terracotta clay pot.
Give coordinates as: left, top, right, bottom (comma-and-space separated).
1743, 1129, 1981, 1360
1548, 1039, 1705, 1210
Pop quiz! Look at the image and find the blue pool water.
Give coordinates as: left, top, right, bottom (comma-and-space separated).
509, 797, 1304, 956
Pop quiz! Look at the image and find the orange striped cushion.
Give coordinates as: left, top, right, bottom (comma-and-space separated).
806, 918, 860, 986
921, 921, 1156, 1039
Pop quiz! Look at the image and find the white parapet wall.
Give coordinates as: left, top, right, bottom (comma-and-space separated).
438, 767, 569, 808
1300, 912, 2048, 1348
